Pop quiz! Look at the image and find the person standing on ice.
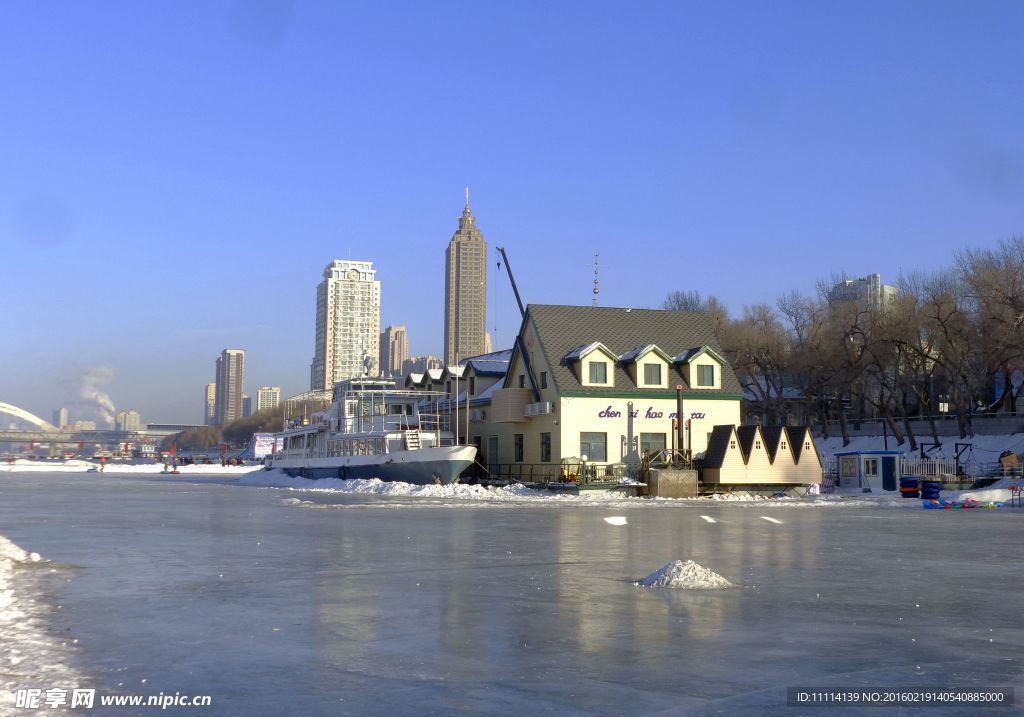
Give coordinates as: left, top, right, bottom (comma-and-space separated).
100, 456, 106, 472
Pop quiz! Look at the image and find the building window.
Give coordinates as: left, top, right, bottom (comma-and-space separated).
781, 441, 787, 449
580, 432, 607, 462
730, 440, 736, 449
755, 440, 762, 449
588, 361, 607, 384
697, 364, 715, 387
514, 434, 523, 462
864, 458, 879, 476
540, 432, 551, 462
518, 374, 526, 388
540, 371, 547, 389
643, 363, 661, 386
469, 377, 476, 396
640, 433, 666, 455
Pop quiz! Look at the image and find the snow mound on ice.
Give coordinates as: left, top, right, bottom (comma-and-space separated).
1, 534, 85, 709
635, 560, 736, 589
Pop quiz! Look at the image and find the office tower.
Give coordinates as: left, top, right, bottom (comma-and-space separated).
310, 260, 381, 391
256, 386, 281, 412
380, 325, 409, 376
242, 394, 251, 418
444, 190, 487, 365
53, 407, 69, 429
204, 383, 216, 425
214, 349, 245, 424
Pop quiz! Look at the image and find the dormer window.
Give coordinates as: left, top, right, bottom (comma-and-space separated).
566, 342, 617, 387
674, 346, 724, 390
643, 363, 661, 386
697, 365, 715, 387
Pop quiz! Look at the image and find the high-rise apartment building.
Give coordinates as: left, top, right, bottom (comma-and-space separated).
379, 325, 409, 376
242, 394, 251, 419
256, 386, 281, 412
444, 191, 487, 365
204, 383, 216, 425
310, 260, 381, 391
115, 410, 141, 431
828, 274, 898, 310
52, 407, 68, 429
214, 349, 245, 424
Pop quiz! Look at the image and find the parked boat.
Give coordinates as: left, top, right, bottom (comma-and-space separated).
266, 378, 476, 484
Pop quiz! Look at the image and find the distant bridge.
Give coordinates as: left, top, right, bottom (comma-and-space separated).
0, 401, 60, 432
0, 401, 181, 449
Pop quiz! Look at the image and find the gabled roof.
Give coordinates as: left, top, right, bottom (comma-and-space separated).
517, 305, 742, 396
441, 366, 466, 380
404, 373, 424, 388
736, 425, 760, 458
425, 368, 444, 382
563, 341, 618, 362
785, 426, 818, 465
674, 345, 727, 366
463, 348, 513, 377
702, 425, 737, 469
760, 425, 784, 463
618, 344, 672, 364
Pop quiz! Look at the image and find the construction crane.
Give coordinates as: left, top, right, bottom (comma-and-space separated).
495, 247, 541, 402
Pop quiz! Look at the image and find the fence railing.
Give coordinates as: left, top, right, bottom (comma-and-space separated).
470, 461, 639, 486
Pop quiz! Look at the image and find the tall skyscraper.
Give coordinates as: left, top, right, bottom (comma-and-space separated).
52, 407, 69, 429
256, 386, 281, 412
310, 260, 381, 391
379, 325, 409, 376
214, 349, 245, 425
444, 190, 488, 365
204, 383, 216, 425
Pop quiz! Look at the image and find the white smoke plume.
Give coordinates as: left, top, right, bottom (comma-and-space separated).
69, 367, 117, 428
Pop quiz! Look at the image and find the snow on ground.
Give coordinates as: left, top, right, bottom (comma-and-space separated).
817, 431, 1024, 465
242, 469, 932, 509
0, 458, 256, 475
635, 560, 737, 589
0, 535, 84, 709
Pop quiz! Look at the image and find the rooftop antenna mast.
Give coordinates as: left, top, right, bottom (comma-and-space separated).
593, 252, 600, 306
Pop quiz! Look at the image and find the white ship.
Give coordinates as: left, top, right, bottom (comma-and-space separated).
266, 378, 476, 485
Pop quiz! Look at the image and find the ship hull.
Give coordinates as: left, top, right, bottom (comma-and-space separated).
267, 445, 476, 485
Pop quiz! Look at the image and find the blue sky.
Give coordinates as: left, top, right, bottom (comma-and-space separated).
2, 1, 1023, 425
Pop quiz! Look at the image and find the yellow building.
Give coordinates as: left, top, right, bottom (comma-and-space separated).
472, 305, 743, 473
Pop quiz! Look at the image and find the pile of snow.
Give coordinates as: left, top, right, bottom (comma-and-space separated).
241, 470, 583, 502
635, 560, 737, 589
0, 535, 85, 709
940, 476, 1021, 504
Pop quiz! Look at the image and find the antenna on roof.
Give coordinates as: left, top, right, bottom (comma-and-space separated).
592, 252, 600, 306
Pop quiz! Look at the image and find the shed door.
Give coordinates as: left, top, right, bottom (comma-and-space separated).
881, 456, 897, 491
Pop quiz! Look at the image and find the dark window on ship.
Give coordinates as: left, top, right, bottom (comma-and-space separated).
514, 434, 524, 462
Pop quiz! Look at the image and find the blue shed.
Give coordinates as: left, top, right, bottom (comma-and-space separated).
834, 450, 904, 492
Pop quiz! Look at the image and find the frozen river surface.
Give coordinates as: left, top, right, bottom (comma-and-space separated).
1, 472, 1021, 716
